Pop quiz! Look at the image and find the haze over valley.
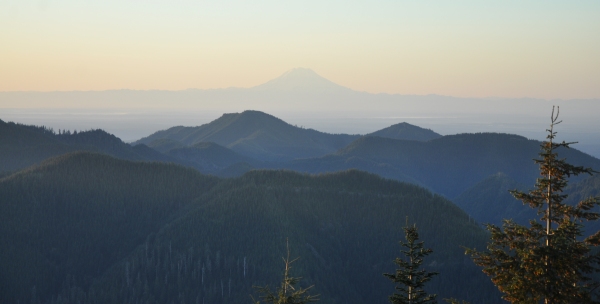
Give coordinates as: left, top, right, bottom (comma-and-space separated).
3, 68, 600, 158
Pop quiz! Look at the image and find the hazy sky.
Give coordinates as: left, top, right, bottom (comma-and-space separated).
1, 0, 599, 99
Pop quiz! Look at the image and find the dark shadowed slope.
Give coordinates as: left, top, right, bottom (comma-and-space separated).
134, 110, 360, 161
367, 122, 442, 141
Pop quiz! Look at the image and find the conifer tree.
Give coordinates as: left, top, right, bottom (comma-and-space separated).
384, 223, 438, 304
252, 240, 319, 304
468, 107, 600, 304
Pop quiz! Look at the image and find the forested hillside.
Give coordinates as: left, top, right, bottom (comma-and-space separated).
0, 153, 501, 303
0, 152, 219, 303
3, 115, 599, 229
0, 120, 190, 175
165, 142, 254, 175
0, 115, 600, 241
286, 133, 600, 198
134, 110, 360, 161
453, 173, 533, 226
453, 172, 600, 230
0, 120, 72, 173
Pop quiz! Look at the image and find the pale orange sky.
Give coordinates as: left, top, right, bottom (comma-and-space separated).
1, 1, 599, 99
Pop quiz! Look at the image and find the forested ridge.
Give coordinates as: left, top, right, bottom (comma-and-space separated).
2, 113, 600, 303
134, 110, 361, 162
0, 152, 500, 303
3, 114, 599, 205
0, 120, 191, 175
366, 122, 441, 141
287, 133, 600, 198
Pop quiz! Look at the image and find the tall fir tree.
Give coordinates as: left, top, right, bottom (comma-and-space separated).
252, 240, 319, 304
468, 107, 600, 304
384, 223, 438, 304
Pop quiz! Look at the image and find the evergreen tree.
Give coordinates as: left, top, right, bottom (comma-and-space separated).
384, 223, 438, 304
252, 240, 319, 304
468, 107, 600, 304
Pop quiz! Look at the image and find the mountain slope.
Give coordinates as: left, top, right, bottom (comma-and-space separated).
286, 133, 600, 198
0, 152, 219, 303
453, 173, 534, 226
251, 68, 352, 93
565, 174, 600, 235
0, 121, 192, 174
146, 138, 186, 153
166, 142, 253, 174
367, 122, 442, 141
135, 110, 360, 161
0, 120, 73, 173
452, 171, 600, 239
0, 154, 501, 303
87, 170, 498, 304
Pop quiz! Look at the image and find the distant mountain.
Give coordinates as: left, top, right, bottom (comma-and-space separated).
132, 111, 594, 199
4, 114, 598, 201
0, 153, 501, 303
0, 120, 189, 174
3, 70, 599, 160
285, 133, 600, 198
134, 110, 360, 161
0, 115, 448, 181
367, 122, 442, 141
251, 68, 352, 93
